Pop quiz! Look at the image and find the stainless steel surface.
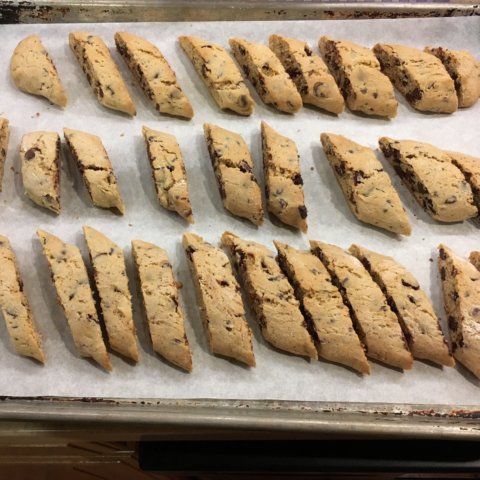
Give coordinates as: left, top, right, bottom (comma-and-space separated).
0, 1, 478, 24
0, 0, 479, 439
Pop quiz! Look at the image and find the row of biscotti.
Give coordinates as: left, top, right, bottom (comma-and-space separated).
10, 33, 479, 117
1, 228, 479, 379
0, 228, 192, 370
2, 118, 480, 235
0, 120, 305, 229
0, 121, 191, 219
321, 133, 480, 235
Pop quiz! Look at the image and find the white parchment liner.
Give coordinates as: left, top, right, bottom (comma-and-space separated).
0, 17, 479, 402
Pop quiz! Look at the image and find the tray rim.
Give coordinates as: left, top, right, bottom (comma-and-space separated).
0, 1, 479, 440
0, 1, 478, 24
0, 397, 478, 440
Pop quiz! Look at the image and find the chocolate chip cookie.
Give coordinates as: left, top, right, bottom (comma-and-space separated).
261, 121, 307, 231
373, 43, 458, 113
275, 241, 369, 374
37, 230, 111, 371
269, 34, 344, 114
379, 137, 477, 222
115, 32, 194, 119
438, 244, 480, 378
229, 37, 302, 113
350, 243, 453, 367
179, 35, 254, 115
11, 35, 67, 107
183, 232, 255, 366
0, 235, 45, 363
20, 131, 61, 214
142, 126, 194, 223
64, 128, 125, 214
204, 123, 263, 225
132, 239, 192, 372
83, 226, 138, 362
222, 231, 317, 359
321, 133, 411, 235
311, 240, 413, 370
69, 32, 136, 116
0, 118, 10, 192
319, 36, 397, 117
425, 47, 479, 108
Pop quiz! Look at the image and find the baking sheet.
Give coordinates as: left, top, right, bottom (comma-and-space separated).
0, 17, 479, 403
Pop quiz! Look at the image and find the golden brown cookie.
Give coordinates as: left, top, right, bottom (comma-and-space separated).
269, 34, 344, 114
311, 240, 413, 370
350, 243, 453, 367
37, 230, 111, 371
0, 235, 45, 363
275, 241, 369, 374
83, 226, 138, 362
69, 32, 136, 116
319, 36, 397, 117
438, 245, 480, 378
132, 239, 192, 371
183, 232, 255, 366
222, 231, 317, 359
204, 123, 263, 225
64, 128, 125, 214
373, 43, 458, 113
142, 126, 194, 223
379, 137, 477, 223
116, 32, 193, 119
179, 35, 254, 115
229, 37, 302, 113
261, 121, 307, 231
10, 35, 67, 107
321, 133, 411, 235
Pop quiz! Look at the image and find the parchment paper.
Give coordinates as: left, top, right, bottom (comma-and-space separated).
0, 17, 479, 403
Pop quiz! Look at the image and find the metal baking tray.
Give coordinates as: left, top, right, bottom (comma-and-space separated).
0, 0, 479, 441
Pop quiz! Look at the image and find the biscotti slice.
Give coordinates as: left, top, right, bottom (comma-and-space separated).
269, 34, 344, 114
83, 226, 138, 362
132, 239, 192, 372
0, 236, 45, 363
0, 118, 10, 192
321, 133, 411, 235
221, 232, 317, 359
20, 131, 61, 214
310, 240, 413, 370
179, 36, 254, 115
379, 137, 477, 222
115, 32, 193, 119
373, 43, 458, 113
204, 124, 263, 225
142, 126, 194, 223
183, 232, 255, 366
318, 36, 397, 118
349, 244, 453, 367
229, 38, 302, 113
438, 244, 480, 378
444, 151, 480, 211
69, 32, 136, 116
10, 35, 67, 107
37, 230, 111, 371
63, 128, 125, 214
426, 47, 479, 108
261, 122, 307, 231
274, 241, 369, 374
